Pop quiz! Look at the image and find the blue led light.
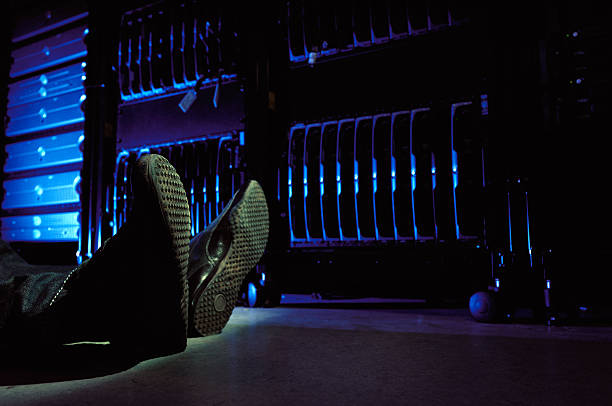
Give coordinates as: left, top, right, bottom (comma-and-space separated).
33, 229, 41, 239
320, 170, 324, 196
391, 157, 396, 192
33, 216, 42, 226
215, 174, 220, 205
303, 166, 308, 197
40, 74, 48, 85
480, 94, 489, 115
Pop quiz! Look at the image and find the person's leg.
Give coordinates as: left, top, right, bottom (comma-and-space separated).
1, 154, 192, 359
0, 155, 270, 356
0, 240, 74, 344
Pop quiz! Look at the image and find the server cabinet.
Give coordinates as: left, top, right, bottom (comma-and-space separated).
1, 3, 89, 264
110, 0, 245, 245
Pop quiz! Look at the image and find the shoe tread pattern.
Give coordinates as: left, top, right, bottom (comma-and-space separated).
151, 156, 192, 339
193, 181, 269, 336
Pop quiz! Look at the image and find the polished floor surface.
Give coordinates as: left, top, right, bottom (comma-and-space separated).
1, 297, 611, 405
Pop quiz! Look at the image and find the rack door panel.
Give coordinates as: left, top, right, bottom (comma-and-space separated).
321, 121, 341, 240
288, 125, 308, 241
452, 101, 485, 240
305, 124, 324, 240
338, 119, 358, 240
411, 108, 437, 240
373, 114, 394, 239
355, 117, 375, 240
392, 111, 416, 239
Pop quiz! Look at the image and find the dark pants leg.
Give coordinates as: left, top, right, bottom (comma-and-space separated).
0, 240, 74, 344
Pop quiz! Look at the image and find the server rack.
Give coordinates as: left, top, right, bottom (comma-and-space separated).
1, 3, 89, 264
110, 0, 246, 241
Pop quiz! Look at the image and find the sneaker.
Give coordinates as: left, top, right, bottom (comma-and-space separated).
188, 180, 269, 336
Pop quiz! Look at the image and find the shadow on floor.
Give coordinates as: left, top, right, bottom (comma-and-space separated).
0, 343, 139, 386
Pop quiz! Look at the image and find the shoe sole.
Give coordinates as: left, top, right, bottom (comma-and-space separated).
139, 155, 191, 356
191, 181, 269, 337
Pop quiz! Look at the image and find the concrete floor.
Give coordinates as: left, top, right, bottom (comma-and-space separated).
1, 297, 612, 405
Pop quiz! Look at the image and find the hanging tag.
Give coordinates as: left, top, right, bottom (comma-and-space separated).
179, 89, 198, 113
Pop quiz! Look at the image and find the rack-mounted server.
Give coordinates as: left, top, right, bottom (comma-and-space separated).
112, 133, 244, 237
287, 0, 473, 64
287, 99, 488, 247
1, 8, 88, 248
118, 1, 240, 103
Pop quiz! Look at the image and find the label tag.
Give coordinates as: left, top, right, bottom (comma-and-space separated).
179, 90, 197, 113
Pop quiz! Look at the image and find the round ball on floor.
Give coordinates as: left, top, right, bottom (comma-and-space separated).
469, 291, 497, 322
